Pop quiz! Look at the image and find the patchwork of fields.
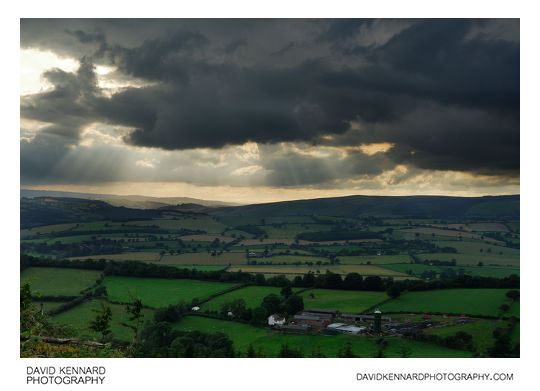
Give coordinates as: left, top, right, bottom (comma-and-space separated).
227, 264, 411, 277
201, 286, 288, 311
21, 267, 101, 296
103, 276, 239, 308
300, 289, 388, 313
379, 289, 519, 317
21, 203, 520, 358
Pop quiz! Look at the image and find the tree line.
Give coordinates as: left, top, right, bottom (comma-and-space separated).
21, 254, 519, 294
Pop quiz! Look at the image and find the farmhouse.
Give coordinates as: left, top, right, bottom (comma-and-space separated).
268, 314, 286, 326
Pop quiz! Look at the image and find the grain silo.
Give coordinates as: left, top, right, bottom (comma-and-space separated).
374, 309, 382, 333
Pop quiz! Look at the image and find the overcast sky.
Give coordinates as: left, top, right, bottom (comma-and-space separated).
20, 18, 519, 203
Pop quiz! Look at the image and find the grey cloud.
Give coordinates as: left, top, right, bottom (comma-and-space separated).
20, 19, 520, 183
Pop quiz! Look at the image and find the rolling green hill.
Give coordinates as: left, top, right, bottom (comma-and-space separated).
208, 195, 519, 219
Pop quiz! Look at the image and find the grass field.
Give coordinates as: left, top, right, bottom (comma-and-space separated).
178, 234, 237, 243
379, 289, 519, 317
398, 228, 502, 243
416, 253, 519, 267
68, 252, 162, 262
33, 301, 69, 314
52, 299, 155, 341
102, 276, 239, 308
300, 289, 388, 313
510, 323, 520, 345
217, 216, 316, 226
201, 286, 286, 311
431, 223, 509, 232
227, 264, 410, 277
254, 255, 328, 264
173, 265, 228, 271
337, 255, 413, 265
505, 222, 520, 233
21, 223, 78, 238
379, 264, 519, 278
160, 252, 246, 265
238, 238, 311, 246
423, 319, 512, 353
172, 315, 473, 357
261, 224, 333, 239
115, 217, 229, 233
21, 267, 101, 296
436, 240, 519, 257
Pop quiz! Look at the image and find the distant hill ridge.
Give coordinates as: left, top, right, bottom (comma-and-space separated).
20, 189, 241, 209
20, 193, 519, 229
208, 194, 520, 219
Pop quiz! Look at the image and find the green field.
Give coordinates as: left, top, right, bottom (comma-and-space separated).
423, 319, 512, 353
379, 289, 519, 317
33, 301, 68, 314
161, 252, 247, 265
434, 240, 519, 257
416, 253, 519, 267
173, 265, 227, 271
379, 263, 519, 278
228, 264, 410, 277
173, 315, 472, 357
102, 276, 238, 308
69, 252, 162, 262
21, 223, 78, 238
337, 255, 413, 265
21, 267, 101, 296
115, 217, 229, 233
510, 323, 520, 345
254, 255, 328, 264
261, 224, 333, 239
52, 299, 155, 341
201, 286, 287, 311
300, 289, 388, 313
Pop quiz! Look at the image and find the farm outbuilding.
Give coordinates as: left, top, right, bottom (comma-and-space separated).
327, 323, 365, 334
307, 308, 339, 316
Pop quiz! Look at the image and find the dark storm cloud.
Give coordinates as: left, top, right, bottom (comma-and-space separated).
224, 39, 247, 54
20, 18, 520, 181
260, 147, 392, 187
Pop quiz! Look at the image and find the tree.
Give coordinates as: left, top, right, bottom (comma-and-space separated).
343, 272, 363, 290
488, 327, 514, 357
246, 344, 256, 358
283, 294, 304, 315
89, 303, 112, 342
120, 293, 145, 345
386, 284, 402, 299
338, 342, 357, 358
499, 303, 510, 313
506, 290, 520, 301
278, 343, 303, 357
375, 338, 388, 358
280, 285, 292, 298
399, 345, 412, 358
250, 307, 268, 326
262, 294, 282, 315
